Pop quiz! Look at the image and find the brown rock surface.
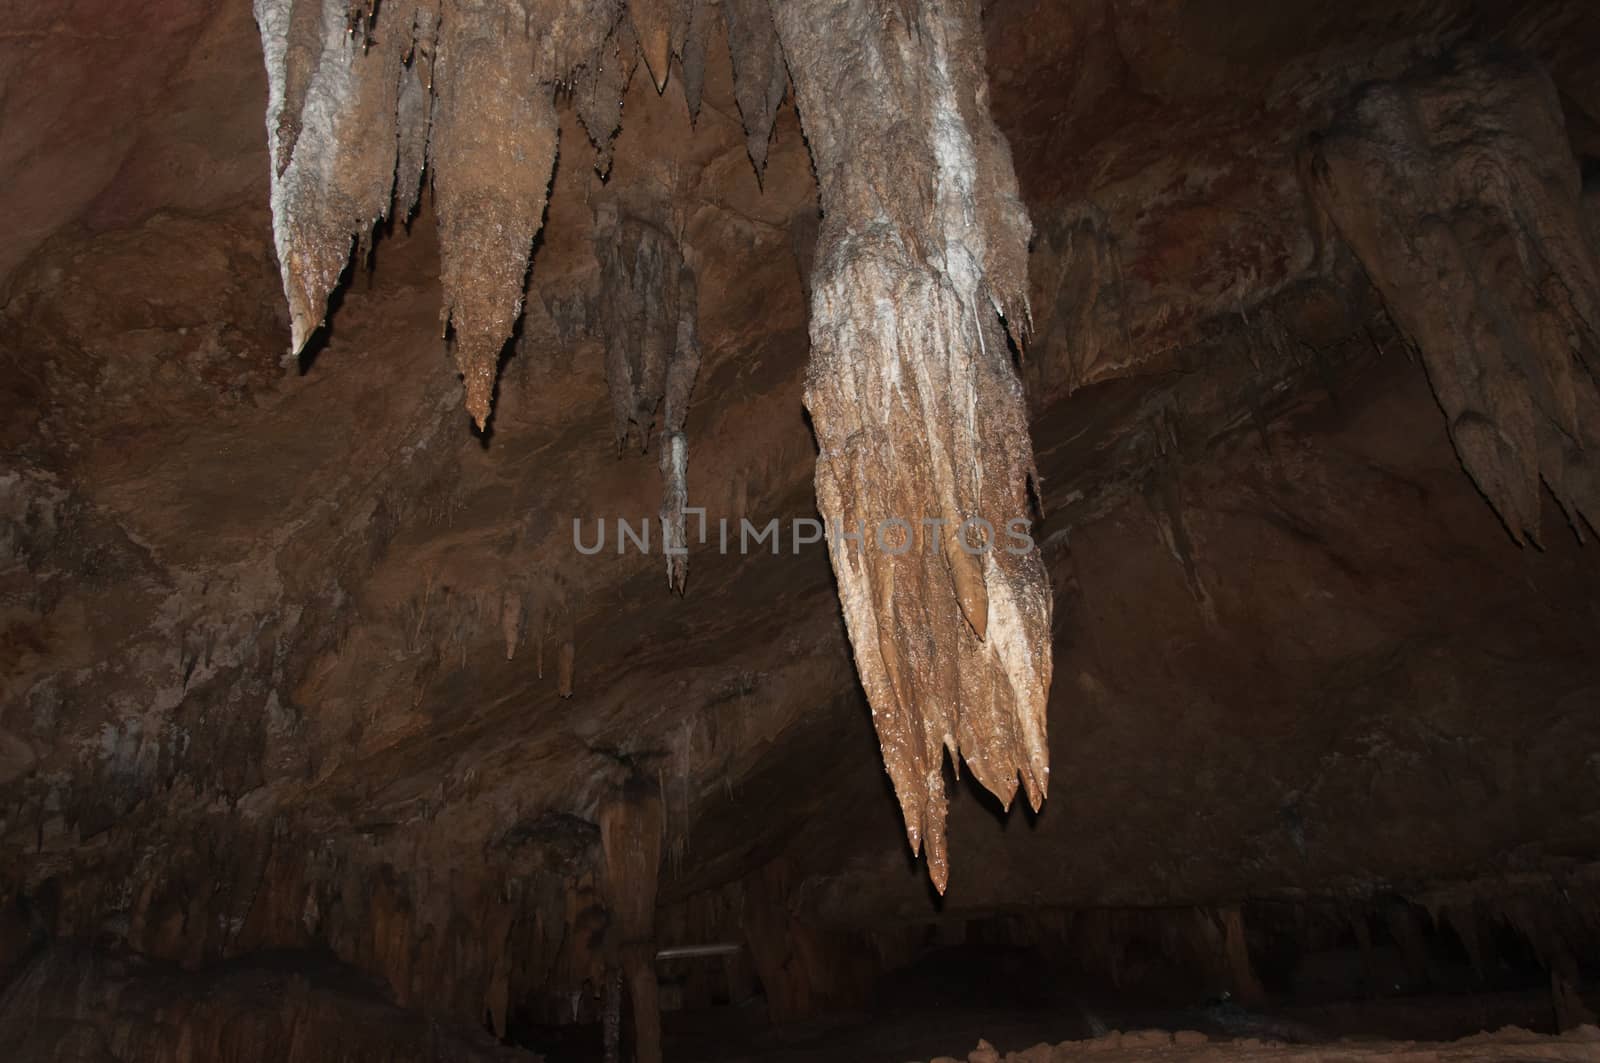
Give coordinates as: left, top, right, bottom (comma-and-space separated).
1, 0, 1600, 1056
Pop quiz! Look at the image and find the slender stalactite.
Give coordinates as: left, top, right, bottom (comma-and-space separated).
660, 260, 702, 594
393, 5, 438, 221
722, 0, 787, 180
575, 17, 637, 177
594, 185, 702, 592
771, 0, 1052, 892
677, 0, 714, 124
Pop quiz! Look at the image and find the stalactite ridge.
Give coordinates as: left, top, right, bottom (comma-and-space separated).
256, 0, 412, 355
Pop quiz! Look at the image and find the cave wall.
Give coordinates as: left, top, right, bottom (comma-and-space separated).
1, 0, 1599, 1050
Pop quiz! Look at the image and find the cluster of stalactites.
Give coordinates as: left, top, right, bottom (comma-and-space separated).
773, 0, 1052, 893
254, 0, 786, 428
1310, 49, 1600, 542
593, 190, 702, 594
257, 0, 1056, 890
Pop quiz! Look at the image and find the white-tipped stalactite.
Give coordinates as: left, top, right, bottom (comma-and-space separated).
593, 185, 702, 593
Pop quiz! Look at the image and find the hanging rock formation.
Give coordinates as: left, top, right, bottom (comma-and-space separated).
253, 0, 1050, 889
256, 0, 417, 356
430, 0, 567, 427
721, 0, 787, 180
1309, 49, 1600, 543
593, 187, 702, 593
254, 0, 616, 427
574, 16, 637, 176
772, 0, 1052, 892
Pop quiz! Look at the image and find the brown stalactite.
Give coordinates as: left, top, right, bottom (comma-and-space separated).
1309, 49, 1600, 543
628, 0, 673, 94
393, 3, 438, 221
253, 2, 1049, 881
722, 0, 789, 181
595, 195, 683, 454
575, 16, 639, 177
595, 186, 703, 592
677, 0, 715, 124
770, 0, 1052, 892
660, 260, 702, 594
430, 3, 559, 428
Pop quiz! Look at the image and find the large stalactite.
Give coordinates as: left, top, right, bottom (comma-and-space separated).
772, 0, 1052, 891
252, 0, 1052, 889
1309, 49, 1600, 543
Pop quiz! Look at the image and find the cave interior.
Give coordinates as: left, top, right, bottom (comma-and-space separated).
3, 0, 1600, 1061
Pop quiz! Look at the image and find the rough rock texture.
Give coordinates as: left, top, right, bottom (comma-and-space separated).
775, 0, 1052, 893
0, 944, 532, 1063
430, 0, 567, 428
721, 0, 787, 179
1309, 49, 1600, 543
251, 0, 801, 430
600, 778, 665, 1063
3, 0, 1600, 1055
252, 0, 1052, 889
592, 184, 703, 591
254, 0, 615, 426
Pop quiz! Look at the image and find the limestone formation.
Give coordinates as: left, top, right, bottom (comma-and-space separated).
721, 0, 788, 180
593, 186, 702, 593
12, 0, 1600, 1055
253, 0, 1052, 887
772, 0, 1052, 892
1309, 50, 1600, 543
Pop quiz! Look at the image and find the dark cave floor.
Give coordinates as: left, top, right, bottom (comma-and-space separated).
514, 944, 1599, 1062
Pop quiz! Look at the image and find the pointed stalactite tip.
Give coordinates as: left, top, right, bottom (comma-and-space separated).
629, 0, 673, 94
641, 29, 671, 94
463, 367, 495, 430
